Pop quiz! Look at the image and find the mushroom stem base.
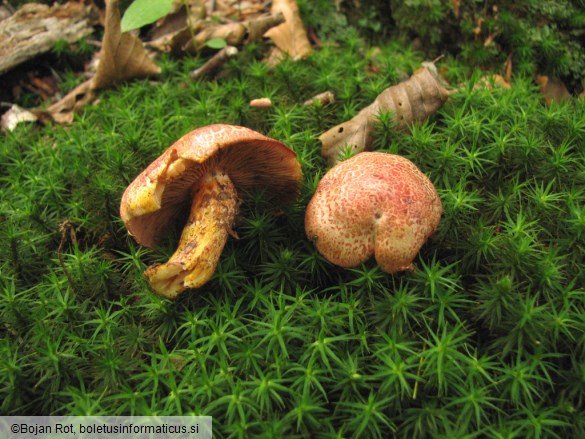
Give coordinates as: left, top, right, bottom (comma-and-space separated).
144, 171, 239, 298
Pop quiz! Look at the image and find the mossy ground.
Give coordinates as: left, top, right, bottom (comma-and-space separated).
1, 13, 585, 439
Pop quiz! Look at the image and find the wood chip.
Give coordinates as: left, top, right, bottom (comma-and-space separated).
250, 97, 272, 107
303, 91, 335, 106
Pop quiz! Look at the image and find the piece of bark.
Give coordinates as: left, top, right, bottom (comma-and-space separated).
189, 46, 238, 79
320, 64, 452, 165
0, 2, 97, 74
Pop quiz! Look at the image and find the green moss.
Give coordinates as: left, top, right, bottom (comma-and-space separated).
1, 15, 585, 439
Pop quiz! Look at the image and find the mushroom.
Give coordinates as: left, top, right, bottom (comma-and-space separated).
120, 124, 302, 298
305, 152, 441, 273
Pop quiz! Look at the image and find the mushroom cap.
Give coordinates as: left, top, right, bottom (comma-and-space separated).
120, 124, 302, 247
305, 152, 442, 273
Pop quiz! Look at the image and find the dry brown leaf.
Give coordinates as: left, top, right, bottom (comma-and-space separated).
320, 64, 452, 165
1, 104, 38, 131
535, 75, 570, 104
92, 0, 160, 90
41, 0, 160, 124
264, 0, 311, 60
45, 79, 95, 124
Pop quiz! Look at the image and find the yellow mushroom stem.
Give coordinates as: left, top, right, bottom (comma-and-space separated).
144, 171, 239, 298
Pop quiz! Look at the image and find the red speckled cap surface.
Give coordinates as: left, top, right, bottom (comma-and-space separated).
305, 152, 442, 273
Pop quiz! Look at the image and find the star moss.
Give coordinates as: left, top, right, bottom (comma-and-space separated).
1, 11, 585, 439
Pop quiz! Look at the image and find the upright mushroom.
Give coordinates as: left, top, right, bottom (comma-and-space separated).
120, 124, 302, 298
305, 152, 441, 273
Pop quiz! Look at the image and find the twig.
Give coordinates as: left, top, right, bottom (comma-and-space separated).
189, 46, 238, 80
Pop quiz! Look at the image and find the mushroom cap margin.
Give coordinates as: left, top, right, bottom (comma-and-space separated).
120, 124, 302, 247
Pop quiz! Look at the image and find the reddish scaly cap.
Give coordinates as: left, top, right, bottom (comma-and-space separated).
305, 152, 442, 273
120, 124, 302, 247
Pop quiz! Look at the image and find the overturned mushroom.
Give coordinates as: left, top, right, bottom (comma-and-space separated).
120, 124, 302, 298
305, 152, 441, 273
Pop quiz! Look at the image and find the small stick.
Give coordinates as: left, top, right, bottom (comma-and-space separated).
189, 46, 238, 80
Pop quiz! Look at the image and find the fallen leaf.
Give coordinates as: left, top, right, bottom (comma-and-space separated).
320, 63, 452, 164
264, 0, 311, 60
1, 104, 38, 131
92, 0, 161, 90
45, 79, 95, 124
535, 75, 570, 104
43, 0, 160, 123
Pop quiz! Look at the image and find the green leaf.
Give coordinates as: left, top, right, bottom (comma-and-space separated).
206, 38, 228, 49
121, 0, 174, 33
